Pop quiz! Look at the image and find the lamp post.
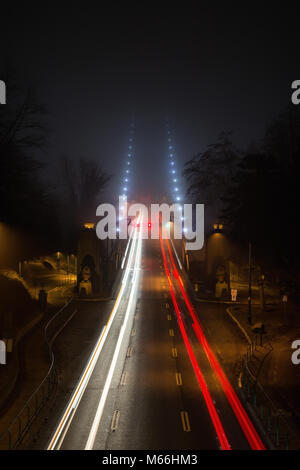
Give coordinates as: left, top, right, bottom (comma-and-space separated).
259, 272, 265, 312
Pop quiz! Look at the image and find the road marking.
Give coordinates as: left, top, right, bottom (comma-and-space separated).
180, 411, 191, 432
131, 329, 136, 336
172, 347, 178, 358
126, 346, 133, 357
238, 372, 242, 388
165, 303, 169, 309
169, 329, 174, 337
111, 410, 120, 431
120, 372, 127, 386
167, 314, 172, 321
176, 373, 183, 386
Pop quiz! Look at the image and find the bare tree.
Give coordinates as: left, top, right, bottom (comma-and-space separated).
59, 155, 111, 250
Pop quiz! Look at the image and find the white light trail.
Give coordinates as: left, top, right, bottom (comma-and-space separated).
170, 238, 182, 270
85, 217, 143, 450
47, 225, 138, 450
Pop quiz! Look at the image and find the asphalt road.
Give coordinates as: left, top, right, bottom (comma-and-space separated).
40, 235, 264, 450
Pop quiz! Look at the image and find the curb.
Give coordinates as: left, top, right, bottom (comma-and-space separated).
225, 307, 252, 345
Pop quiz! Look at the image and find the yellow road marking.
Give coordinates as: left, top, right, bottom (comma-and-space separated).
172, 347, 178, 358
167, 314, 172, 321
120, 372, 127, 386
176, 373, 183, 386
111, 410, 120, 431
165, 303, 169, 309
180, 411, 191, 432
169, 329, 174, 337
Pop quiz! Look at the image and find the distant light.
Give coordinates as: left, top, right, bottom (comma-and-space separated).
181, 217, 184, 221
125, 178, 128, 182
170, 154, 174, 158
176, 196, 181, 201
127, 161, 130, 165
129, 146, 132, 149
169, 146, 173, 150
173, 179, 177, 182
116, 228, 120, 232
128, 153, 132, 157
213, 223, 224, 232
172, 170, 176, 174
170, 161, 174, 166
183, 227, 188, 233
126, 170, 129, 173
123, 187, 127, 191
148, 222, 151, 228
175, 187, 178, 192
84, 223, 95, 230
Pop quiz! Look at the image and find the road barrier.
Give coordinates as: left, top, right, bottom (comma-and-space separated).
0, 298, 74, 450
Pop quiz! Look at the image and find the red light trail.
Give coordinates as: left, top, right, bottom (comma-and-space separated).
159, 234, 231, 450
164, 238, 265, 450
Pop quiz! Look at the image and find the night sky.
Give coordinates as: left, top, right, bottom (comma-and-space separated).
1, 3, 299, 201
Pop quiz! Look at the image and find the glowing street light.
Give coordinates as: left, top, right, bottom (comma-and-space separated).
213, 223, 224, 233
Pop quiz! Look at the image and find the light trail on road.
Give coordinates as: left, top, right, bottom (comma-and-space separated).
165, 238, 266, 450
159, 232, 231, 450
85, 216, 143, 450
47, 221, 140, 450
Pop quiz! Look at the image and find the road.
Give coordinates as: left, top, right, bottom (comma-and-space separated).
44, 227, 266, 450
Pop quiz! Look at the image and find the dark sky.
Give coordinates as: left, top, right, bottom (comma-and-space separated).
1, 3, 299, 201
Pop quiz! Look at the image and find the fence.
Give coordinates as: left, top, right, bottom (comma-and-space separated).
0, 298, 74, 450
240, 336, 300, 450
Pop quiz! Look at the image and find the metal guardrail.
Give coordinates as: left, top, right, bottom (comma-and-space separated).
0, 298, 73, 450
241, 337, 300, 450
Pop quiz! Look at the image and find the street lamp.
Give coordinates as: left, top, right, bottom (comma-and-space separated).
213, 223, 224, 233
